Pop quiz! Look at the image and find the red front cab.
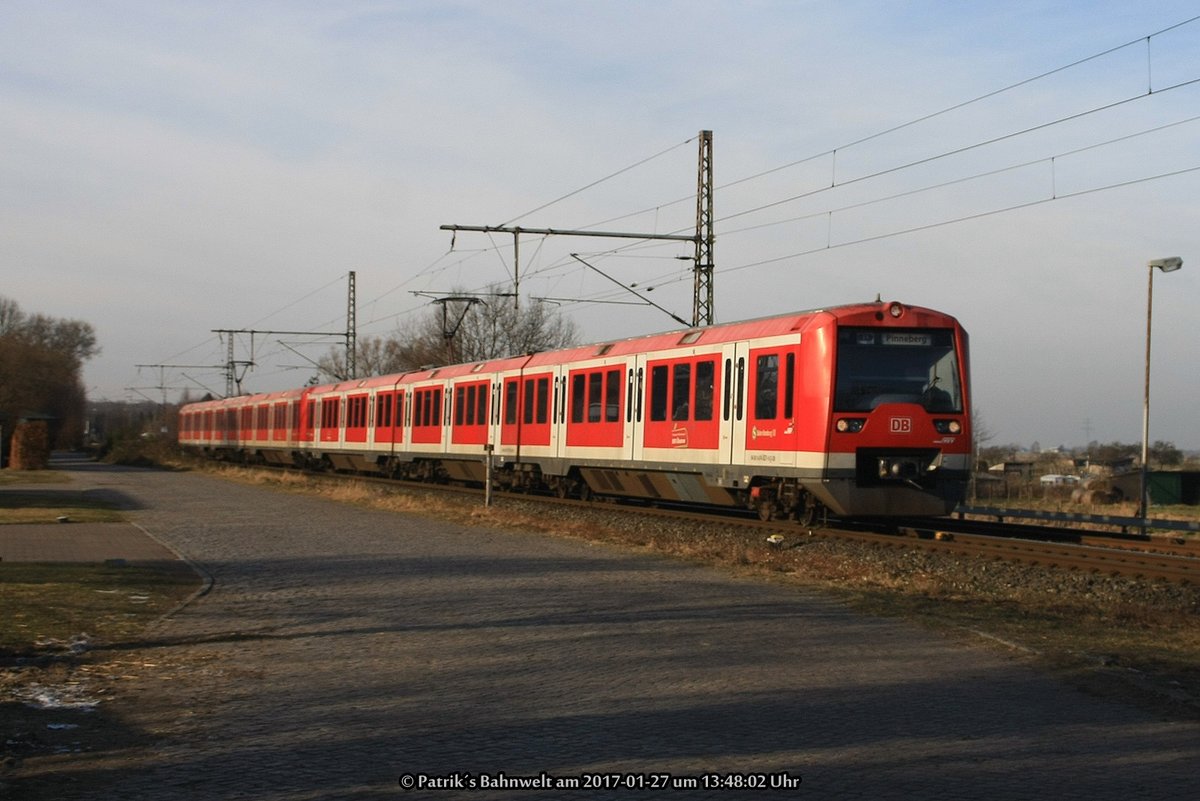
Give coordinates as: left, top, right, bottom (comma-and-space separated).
820, 302, 970, 515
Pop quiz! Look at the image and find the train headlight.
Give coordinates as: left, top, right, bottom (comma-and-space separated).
933, 419, 962, 434
836, 418, 866, 433
887, 302, 905, 318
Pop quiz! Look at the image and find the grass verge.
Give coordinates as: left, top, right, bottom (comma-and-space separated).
0, 470, 125, 525
1, 561, 202, 795
0, 562, 202, 659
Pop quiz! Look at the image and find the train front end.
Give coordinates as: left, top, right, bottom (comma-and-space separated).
820, 301, 971, 517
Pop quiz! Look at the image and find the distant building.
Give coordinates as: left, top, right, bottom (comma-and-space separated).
988, 461, 1035, 481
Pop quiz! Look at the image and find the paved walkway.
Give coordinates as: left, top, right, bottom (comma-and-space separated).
7, 456, 1200, 800
0, 522, 179, 563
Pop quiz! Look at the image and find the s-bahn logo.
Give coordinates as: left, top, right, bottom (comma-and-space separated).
890, 417, 913, 434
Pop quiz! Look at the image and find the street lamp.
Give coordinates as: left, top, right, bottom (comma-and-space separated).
1140, 256, 1183, 531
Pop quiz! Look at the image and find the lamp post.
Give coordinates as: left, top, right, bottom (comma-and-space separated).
1139, 256, 1183, 532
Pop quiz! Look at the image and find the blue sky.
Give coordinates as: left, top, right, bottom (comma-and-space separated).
2, 1, 1198, 449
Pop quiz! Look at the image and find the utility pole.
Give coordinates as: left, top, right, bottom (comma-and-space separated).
346, 271, 357, 380
693, 130, 715, 326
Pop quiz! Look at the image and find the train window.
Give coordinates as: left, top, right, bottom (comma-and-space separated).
834, 327, 962, 413
477, 383, 489, 425
696, 360, 715, 421
587, 373, 602, 422
784, 353, 795, 419
523, 379, 535, 424
571, 374, 586, 423
636, 367, 644, 422
605, 369, 620, 422
649, 365, 668, 422
505, 380, 518, 424
321, 398, 340, 429
347, 396, 367, 428
375, 393, 392, 429
414, 388, 440, 427
672, 363, 691, 420
468, 386, 478, 425
536, 377, 548, 424
755, 354, 779, 420
723, 358, 731, 420
626, 370, 634, 423
736, 358, 745, 421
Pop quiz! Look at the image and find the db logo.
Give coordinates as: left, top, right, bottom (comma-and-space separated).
890, 417, 912, 434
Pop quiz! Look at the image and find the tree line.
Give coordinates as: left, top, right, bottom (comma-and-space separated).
0, 296, 98, 450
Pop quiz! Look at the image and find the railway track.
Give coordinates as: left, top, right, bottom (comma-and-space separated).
840, 522, 1200, 586
227, 463, 1200, 586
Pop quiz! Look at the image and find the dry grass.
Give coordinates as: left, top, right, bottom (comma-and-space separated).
0, 471, 71, 487
0, 563, 201, 658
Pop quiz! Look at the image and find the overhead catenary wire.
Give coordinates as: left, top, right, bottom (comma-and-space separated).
503, 16, 1200, 309
154, 14, 1200, 396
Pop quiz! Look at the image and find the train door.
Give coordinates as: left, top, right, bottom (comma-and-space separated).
724, 342, 748, 466
623, 361, 637, 460
730, 340, 803, 469
629, 355, 647, 462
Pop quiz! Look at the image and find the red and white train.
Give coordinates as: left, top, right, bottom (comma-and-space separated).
178, 300, 971, 522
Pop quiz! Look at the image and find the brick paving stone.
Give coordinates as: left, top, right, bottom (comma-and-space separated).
14, 456, 1200, 800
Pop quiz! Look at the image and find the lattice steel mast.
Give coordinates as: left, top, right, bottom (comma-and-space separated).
693, 130, 715, 326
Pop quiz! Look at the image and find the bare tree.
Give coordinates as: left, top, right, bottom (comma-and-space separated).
315, 287, 579, 381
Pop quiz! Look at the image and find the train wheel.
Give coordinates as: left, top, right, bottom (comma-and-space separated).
757, 500, 775, 521
794, 494, 819, 528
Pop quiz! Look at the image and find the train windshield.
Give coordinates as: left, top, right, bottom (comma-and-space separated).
834, 327, 962, 413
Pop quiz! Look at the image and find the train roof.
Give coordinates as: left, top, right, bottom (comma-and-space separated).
181, 300, 961, 407
521, 299, 959, 364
